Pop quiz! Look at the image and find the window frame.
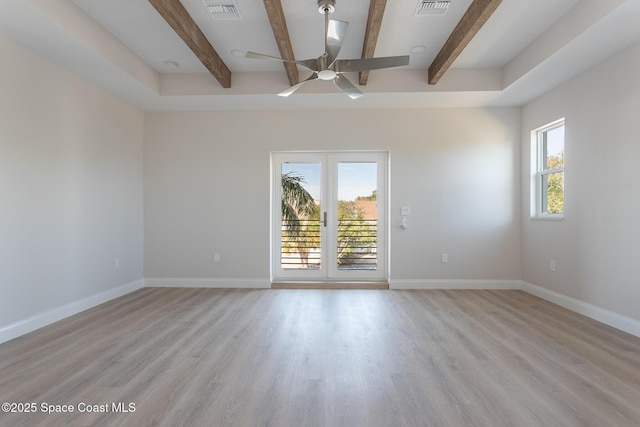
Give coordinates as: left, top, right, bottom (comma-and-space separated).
531, 119, 565, 219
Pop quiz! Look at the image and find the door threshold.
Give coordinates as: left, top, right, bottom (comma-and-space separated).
271, 281, 389, 290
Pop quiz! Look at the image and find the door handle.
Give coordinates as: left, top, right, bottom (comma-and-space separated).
323, 211, 327, 227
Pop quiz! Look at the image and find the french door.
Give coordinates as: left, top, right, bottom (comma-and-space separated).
272, 152, 387, 281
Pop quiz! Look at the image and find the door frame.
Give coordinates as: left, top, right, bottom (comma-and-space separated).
271, 151, 389, 283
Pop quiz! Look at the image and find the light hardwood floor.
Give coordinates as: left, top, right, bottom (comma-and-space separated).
1, 288, 639, 427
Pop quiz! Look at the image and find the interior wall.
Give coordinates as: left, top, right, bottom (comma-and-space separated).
0, 36, 144, 330
521, 40, 640, 322
144, 107, 521, 285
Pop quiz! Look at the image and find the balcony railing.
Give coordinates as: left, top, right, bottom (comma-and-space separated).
281, 218, 377, 270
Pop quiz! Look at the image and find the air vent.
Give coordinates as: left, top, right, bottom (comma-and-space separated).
202, 0, 241, 19
414, 0, 451, 16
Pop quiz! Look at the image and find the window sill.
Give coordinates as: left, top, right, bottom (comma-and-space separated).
530, 215, 564, 221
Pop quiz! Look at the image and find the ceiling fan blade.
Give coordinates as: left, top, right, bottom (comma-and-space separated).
335, 55, 410, 73
333, 74, 363, 100
245, 51, 319, 71
326, 19, 348, 66
278, 73, 319, 97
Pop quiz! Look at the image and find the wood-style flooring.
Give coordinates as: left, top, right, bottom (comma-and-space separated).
1, 288, 639, 427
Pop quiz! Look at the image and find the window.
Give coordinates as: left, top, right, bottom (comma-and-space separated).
532, 119, 565, 218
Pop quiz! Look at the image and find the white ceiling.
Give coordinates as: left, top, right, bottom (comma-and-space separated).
1, 0, 640, 111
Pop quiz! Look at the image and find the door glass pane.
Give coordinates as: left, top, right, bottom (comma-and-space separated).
336, 162, 377, 270
281, 163, 321, 270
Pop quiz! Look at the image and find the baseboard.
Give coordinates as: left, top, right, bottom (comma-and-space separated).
521, 281, 640, 338
0, 279, 144, 345
144, 277, 271, 289
389, 279, 522, 290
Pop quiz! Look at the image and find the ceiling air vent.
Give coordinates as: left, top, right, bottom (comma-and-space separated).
202, 0, 241, 20
414, 0, 451, 16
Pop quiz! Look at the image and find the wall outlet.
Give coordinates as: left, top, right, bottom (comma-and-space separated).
214, 252, 221, 262
441, 253, 448, 263
401, 206, 411, 216
114, 258, 120, 269
550, 260, 556, 272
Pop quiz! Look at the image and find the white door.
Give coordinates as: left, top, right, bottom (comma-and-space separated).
272, 152, 387, 281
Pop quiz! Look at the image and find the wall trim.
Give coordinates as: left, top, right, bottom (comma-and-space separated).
144, 277, 271, 289
0, 279, 144, 345
389, 279, 522, 290
522, 281, 640, 338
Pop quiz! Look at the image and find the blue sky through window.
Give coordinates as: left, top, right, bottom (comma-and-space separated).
546, 125, 564, 162
338, 162, 377, 201
282, 162, 377, 202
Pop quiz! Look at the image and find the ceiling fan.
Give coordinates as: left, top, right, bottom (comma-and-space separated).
245, 0, 410, 99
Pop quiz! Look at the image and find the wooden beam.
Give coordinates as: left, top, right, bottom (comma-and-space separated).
359, 0, 387, 86
428, 0, 502, 85
148, 0, 231, 88
263, 0, 298, 86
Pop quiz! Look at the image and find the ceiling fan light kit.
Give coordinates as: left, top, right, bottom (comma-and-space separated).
318, 70, 337, 80
245, 0, 410, 99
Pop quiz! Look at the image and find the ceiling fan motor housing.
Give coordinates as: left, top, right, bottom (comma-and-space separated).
318, 0, 336, 14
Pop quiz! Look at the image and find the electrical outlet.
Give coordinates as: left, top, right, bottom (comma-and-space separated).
214, 252, 221, 262
550, 260, 556, 272
114, 258, 120, 269
441, 253, 448, 263
401, 206, 411, 216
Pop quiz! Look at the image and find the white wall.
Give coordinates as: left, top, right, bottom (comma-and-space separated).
0, 36, 144, 338
521, 41, 640, 322
144, 108, 521, 286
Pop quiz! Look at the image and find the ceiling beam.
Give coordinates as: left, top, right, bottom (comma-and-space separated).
263, 0, 299, 86
428, 0, 502, 85
359, 0, 388, 86
148, 0, 231, 88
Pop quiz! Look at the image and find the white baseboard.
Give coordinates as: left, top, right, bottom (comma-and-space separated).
0, 279, 144, 345
522, 281, 640, 338
144, 277, 271, 289
389, 279, 522, 290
